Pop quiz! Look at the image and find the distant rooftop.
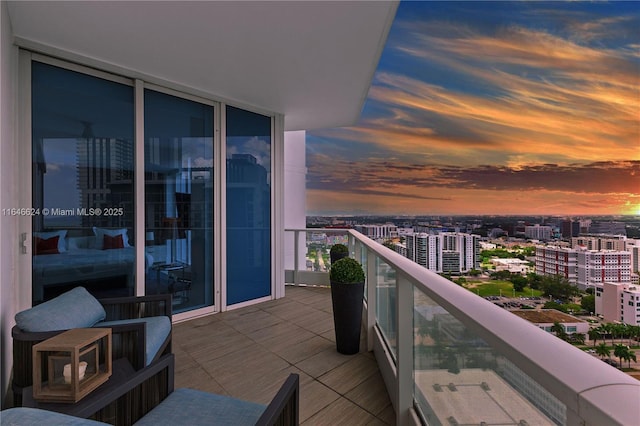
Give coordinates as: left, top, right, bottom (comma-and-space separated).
511, 309, 586, 325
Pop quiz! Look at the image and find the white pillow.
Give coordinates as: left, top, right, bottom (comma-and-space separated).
34, 230, 67, 253
67, 236, 93, 250
93, 227, 131, 249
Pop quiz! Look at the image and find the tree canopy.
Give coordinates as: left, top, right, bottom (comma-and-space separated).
535, 274, 580, 301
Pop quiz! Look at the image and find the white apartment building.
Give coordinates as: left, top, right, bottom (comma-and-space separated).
396, 227, 415, 238
572, 234, 627, 251
525, 225, 553, 241
355, 223, 398, 241
621, 285, 640, 325
627, 239, 640, 273
393, 242, 408, 258
404, 232, 480, 274
535, 246, 631, 290
595, 282, 640, 326
535, 246, 579, 284
577, 250, 631, 290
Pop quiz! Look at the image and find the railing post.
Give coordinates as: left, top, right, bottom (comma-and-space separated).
396, 274, 413, 426
366, 247, 377, 352
348, 232, 355, 256
293, 230, 299, 285
354, 238, 361, 268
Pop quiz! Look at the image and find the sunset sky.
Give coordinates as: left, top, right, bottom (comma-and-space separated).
306, 1, 639, 216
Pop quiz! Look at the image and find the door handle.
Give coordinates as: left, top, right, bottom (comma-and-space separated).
21, 232, 30, 254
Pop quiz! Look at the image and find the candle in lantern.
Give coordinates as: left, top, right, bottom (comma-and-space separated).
63, 361, 88, 384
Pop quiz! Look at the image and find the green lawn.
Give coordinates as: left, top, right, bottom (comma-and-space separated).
465, 280, 543, 298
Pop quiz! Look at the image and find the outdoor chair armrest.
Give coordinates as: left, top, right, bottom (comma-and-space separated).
98, 294, 172, 321
99, 321, 146, 370
255, 373, 300, 426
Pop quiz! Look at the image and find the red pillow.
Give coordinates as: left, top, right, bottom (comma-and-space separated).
103, 234, 124, 250
34, 236, 59, 255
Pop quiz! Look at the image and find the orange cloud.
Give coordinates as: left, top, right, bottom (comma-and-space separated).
330, 22, 639, 164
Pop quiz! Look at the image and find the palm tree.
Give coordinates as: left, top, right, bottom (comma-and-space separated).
611, 323, 626, 346
595, 343, 610, 360
551, 322, 567, 341
417, 320, 430, 347
597, 323, 613, 346
625, 325, 634, 346
456, 343, 471, 369
628, 325, 640, 346
613, 344, 628, 368
626, 349, 637, 369
571, 333, 585, 345
588, 327, 600, 347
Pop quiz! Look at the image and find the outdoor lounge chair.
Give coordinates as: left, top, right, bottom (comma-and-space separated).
11, 287, 172, 406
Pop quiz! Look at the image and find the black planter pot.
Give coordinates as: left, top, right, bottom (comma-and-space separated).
330, 280, 364, 355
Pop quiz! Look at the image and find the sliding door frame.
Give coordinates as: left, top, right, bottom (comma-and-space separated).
144, 82, 220, 321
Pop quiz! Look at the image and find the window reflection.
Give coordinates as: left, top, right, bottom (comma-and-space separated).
31, 62, 135, 304
144, 90, 214, 313
226, 106, 272, 305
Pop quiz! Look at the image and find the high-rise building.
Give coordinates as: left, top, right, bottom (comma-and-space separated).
560, 220, 580, 238
404, 232, 479, 274
536, 246, 631, 290
354, 223, 398, 241
525, 225, 553, 241
535, 246, 579, 284
76, 137, 134, 229
577, 250, 632, 290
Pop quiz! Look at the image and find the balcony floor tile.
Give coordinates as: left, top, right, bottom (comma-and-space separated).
173, 285, 395, 425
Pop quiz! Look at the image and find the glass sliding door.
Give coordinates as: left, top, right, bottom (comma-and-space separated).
31, 61, 135, 304
144, 89, 214, 313
29, 57, 277, 314
226, 106, 271, 305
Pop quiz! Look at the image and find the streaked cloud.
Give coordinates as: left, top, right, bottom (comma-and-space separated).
308, 157, 639, 194
306, 2, 639, 216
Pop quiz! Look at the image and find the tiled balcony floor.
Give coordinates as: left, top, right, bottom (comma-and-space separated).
172, 285, 396, 425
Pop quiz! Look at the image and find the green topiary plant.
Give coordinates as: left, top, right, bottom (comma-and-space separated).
330, 257, 365, 284
329, 243, 349, 264
330, 244, 349, 257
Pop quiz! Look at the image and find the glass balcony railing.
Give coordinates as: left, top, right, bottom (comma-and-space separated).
285, 228, 640, 426
284, 228, 350, 286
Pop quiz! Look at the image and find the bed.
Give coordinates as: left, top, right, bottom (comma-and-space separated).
32, 229, 137, 303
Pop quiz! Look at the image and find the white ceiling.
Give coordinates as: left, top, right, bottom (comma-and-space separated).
7, 1, 398, 131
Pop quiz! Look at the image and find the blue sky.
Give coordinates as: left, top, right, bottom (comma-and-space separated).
306, 1, 639, 216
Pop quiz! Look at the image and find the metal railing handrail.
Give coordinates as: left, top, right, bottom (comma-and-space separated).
285, 227, 351, 233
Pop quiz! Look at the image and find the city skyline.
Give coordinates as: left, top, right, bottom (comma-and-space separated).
307, 1, 639, 217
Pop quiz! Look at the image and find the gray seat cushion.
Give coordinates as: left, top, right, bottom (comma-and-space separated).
0, 407, 109, 425
15, 287, 106, 332
95, 316, 171, 366
133, 388, 266, 426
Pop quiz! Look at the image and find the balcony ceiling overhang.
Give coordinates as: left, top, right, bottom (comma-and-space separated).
7, 1, 398, 131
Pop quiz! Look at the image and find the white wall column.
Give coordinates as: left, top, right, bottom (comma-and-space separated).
283, 131, 307, 274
